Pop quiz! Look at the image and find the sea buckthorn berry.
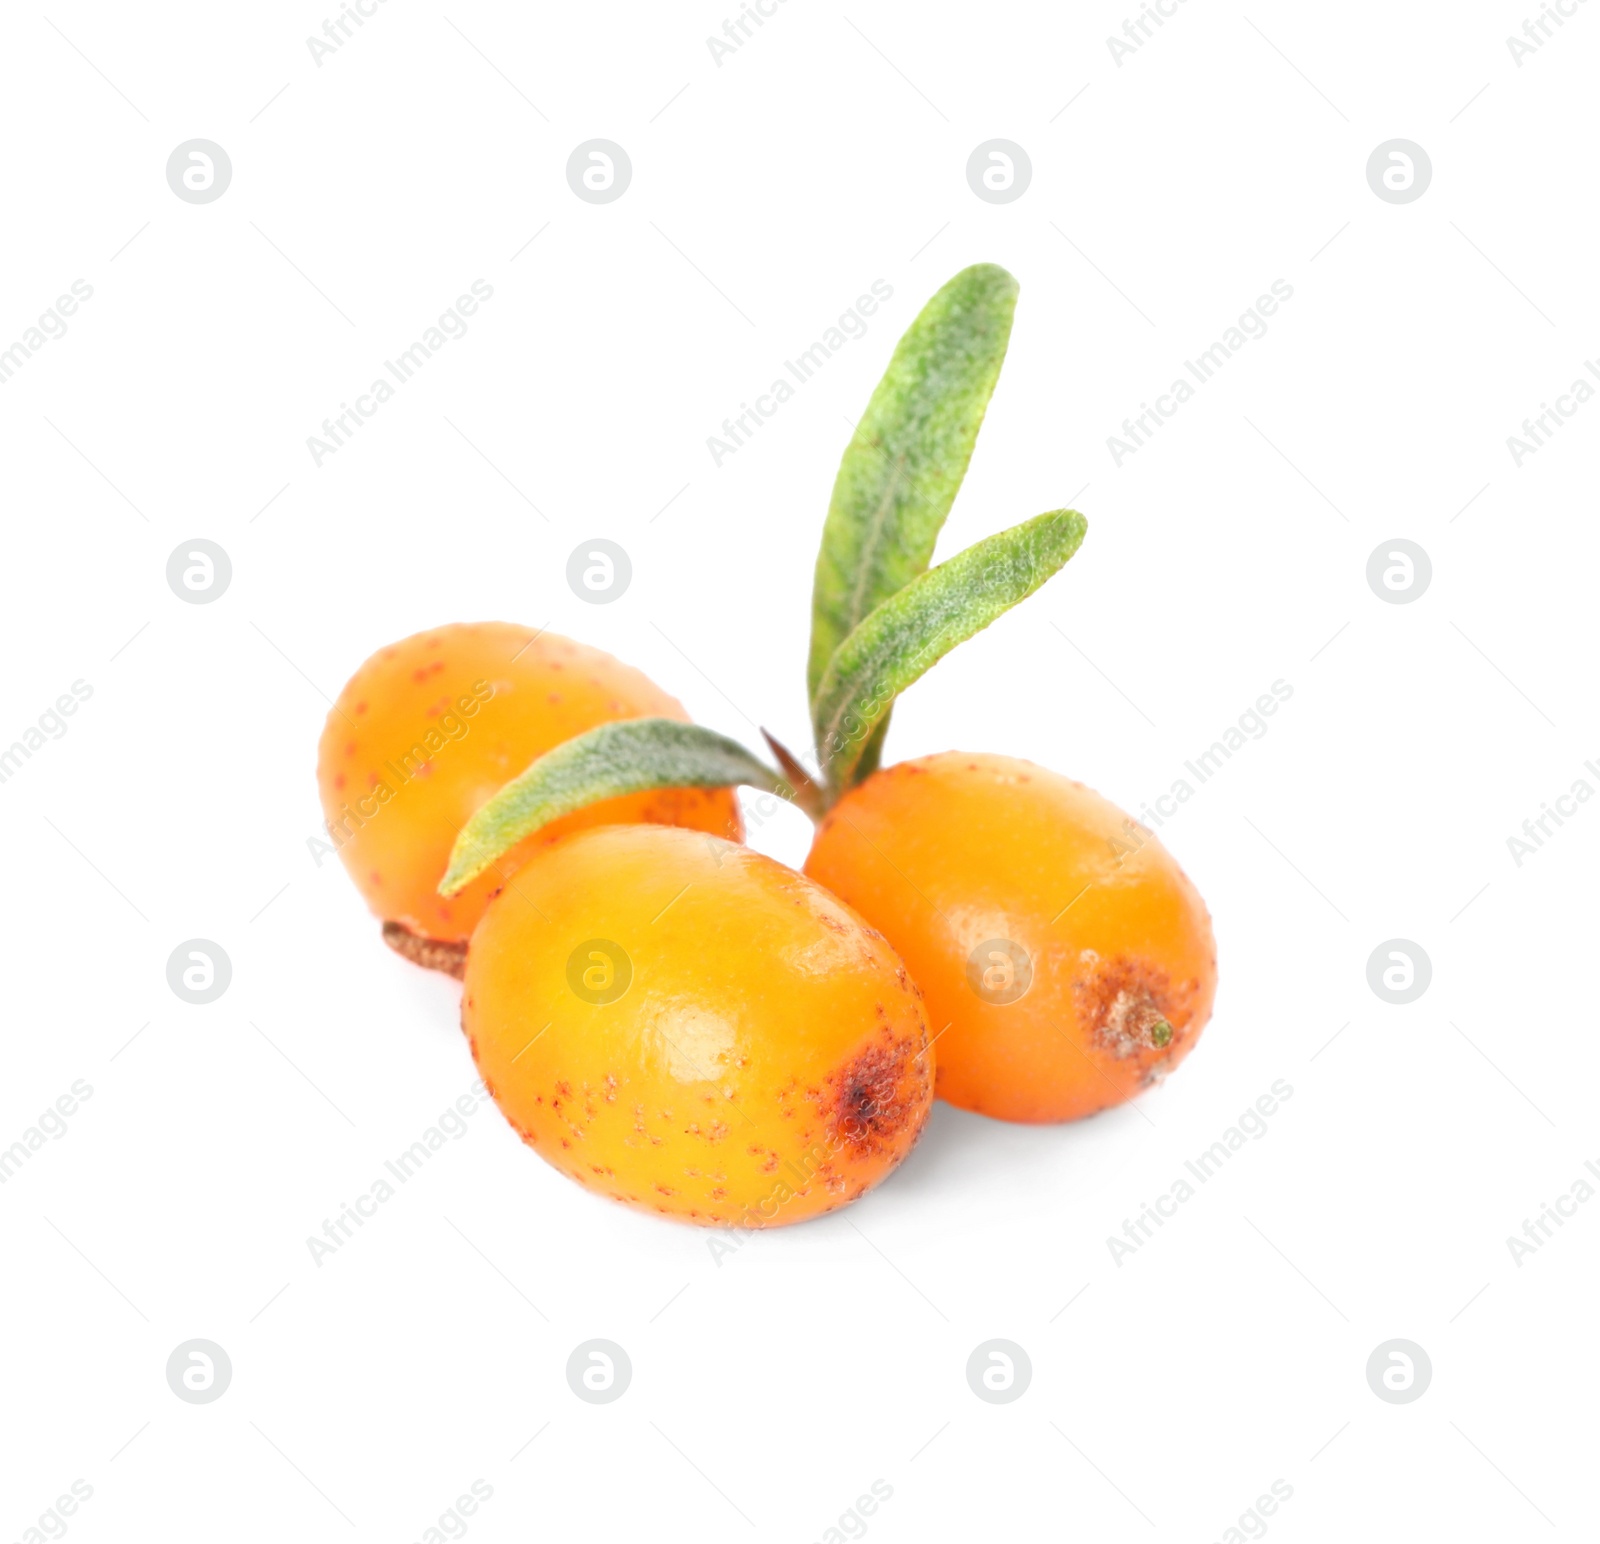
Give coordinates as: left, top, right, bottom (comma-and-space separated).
315, 623, 742, 973
462, 825, 935, 1227
804, 752, 1216, 1123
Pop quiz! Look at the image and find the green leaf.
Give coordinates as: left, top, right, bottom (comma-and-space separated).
807, 264, 1019, 735
439, 719, 788, 896
813, 510, 1088, 795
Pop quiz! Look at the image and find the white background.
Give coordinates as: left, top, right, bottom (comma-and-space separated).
2, 2, 1596, 1539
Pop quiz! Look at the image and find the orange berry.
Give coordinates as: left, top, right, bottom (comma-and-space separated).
462, 825, 934, 1227
315, 623, 742, 968
804, 752, 1216, 1123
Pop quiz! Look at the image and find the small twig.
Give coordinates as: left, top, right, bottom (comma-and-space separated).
761, 730, 825, 819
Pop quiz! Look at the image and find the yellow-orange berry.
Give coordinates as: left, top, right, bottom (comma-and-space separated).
463, 825, 934, 1226
316, 623, 742, 964
804, 752, 1216, 1123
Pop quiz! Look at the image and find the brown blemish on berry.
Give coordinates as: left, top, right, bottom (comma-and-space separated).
818, 1028, 929, 1159
1076, 955, 1181, 1059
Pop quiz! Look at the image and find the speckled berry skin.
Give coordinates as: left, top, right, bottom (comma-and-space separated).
804, 752, 1217, 1123
316, 623, 743, 948
463, 825, 935, 1227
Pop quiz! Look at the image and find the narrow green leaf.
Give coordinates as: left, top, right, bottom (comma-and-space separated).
439, 719, 787, 895
807, 264, 1019, 728
851, 717, 892, 785
813, 510, 1088, 795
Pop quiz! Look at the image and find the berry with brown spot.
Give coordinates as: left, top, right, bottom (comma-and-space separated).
803, 752, 1216, 1122
461, 824, 934, 1227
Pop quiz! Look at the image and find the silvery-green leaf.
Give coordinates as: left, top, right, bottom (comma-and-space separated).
439, 719, 787, 895
807, 264, 1019, 739
813, 510, 1087, 794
